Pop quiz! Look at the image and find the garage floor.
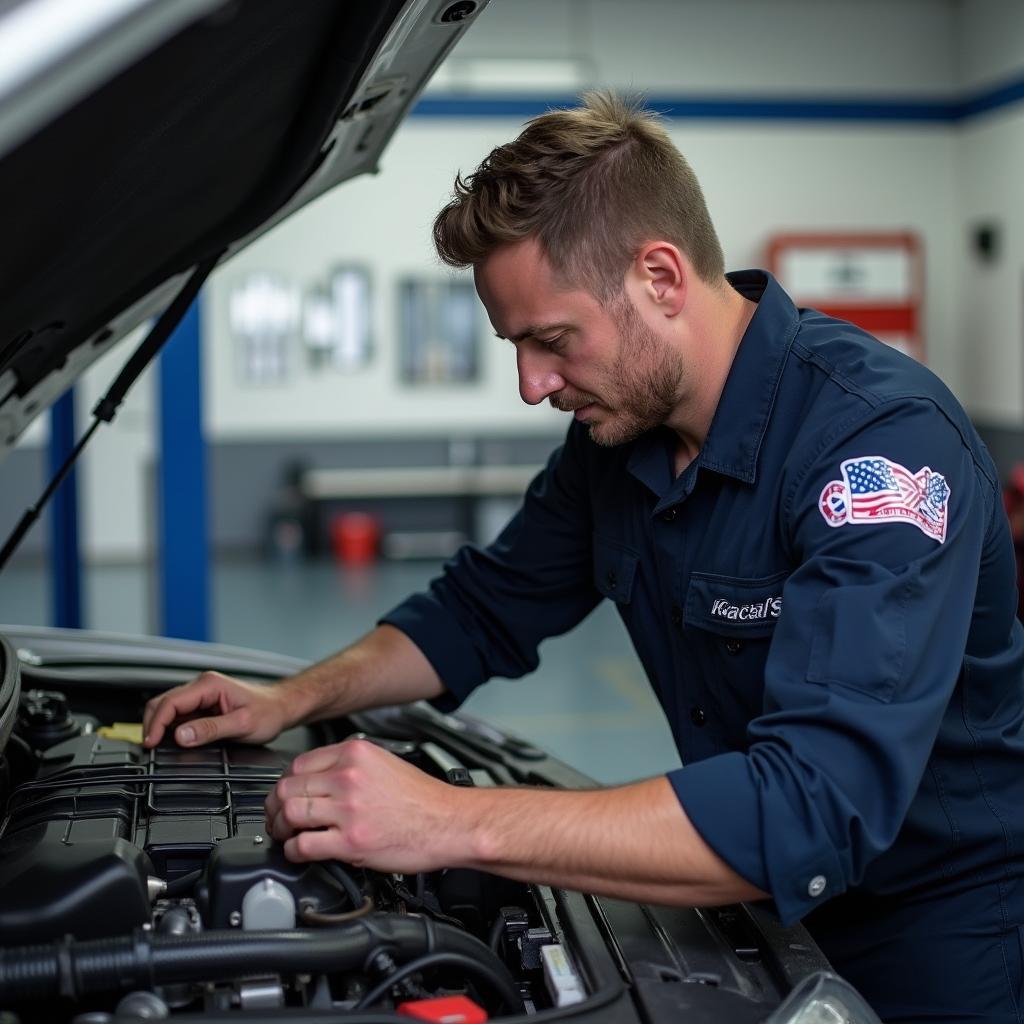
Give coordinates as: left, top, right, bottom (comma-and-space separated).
0, 558, 681, 784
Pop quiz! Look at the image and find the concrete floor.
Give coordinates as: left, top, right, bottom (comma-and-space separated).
0, 557, 681, 784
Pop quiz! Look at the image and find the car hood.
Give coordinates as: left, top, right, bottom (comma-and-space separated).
0, 0, 485, 460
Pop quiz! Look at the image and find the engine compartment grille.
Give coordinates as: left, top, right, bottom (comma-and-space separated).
2, 735, 286, 860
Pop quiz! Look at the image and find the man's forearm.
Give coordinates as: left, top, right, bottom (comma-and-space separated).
454, 775, 766, 907
280, 623, 446, 726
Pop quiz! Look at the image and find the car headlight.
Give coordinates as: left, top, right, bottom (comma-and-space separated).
763, 972, 882, 1024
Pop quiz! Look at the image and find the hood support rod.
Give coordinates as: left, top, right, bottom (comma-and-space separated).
0, 252, 222, 574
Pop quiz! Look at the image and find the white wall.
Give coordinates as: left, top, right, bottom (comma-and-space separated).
954, 0, 1024, 424
956, 105, 1024, 423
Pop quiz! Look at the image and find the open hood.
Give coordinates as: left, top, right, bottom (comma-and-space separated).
0, 0, 486, 460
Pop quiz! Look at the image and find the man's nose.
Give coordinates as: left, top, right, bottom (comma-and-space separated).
517, 347, 565, 406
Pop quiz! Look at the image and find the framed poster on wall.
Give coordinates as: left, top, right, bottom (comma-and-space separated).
398, 278, 480, 385
302, 266, 373, 373
227, 273, 301, 385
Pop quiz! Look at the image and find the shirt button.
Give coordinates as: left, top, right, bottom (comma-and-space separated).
605, 570, 617, 590
807, 875, 827, 898
690, 707, 706, 726
724, 639, 744, 655
661, 507, 678, 522
671, 605, 682, 627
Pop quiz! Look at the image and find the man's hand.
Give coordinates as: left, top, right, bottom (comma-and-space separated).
143, 671, 294, 748
143, 626, 447, 751
265, 738, 465, 872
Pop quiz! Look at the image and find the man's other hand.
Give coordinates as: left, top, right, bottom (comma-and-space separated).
265, 738, 462, 873
143, 671, 292, 748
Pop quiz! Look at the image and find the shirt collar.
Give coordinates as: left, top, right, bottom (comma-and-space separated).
627, 270, 799, 495
699, 270, 799, 483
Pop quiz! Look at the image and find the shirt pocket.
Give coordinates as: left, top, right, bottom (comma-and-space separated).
684, 570, 788, 638
683, 570, 788, 720
592, 534, 640, 605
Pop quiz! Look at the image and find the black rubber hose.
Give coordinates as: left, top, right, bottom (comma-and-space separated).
0, 914, 523, 1011
355, 951, 517, 1010
488, 914, 508, 952
163, 868, 203, 898
322, 860, 366, 908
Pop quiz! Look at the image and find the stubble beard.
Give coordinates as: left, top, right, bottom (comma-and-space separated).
585, 297, 685, 448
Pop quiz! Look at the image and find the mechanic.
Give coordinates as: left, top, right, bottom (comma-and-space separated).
143, 92, 1024, 1022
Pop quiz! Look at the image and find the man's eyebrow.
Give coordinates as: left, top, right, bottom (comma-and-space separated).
494, 322, 572, 342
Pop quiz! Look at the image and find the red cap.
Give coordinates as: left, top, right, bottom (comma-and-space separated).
397, 995, 488, 1024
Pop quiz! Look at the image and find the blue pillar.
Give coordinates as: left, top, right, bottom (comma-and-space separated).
48, 387, 83, 628
157, 294, 210, 641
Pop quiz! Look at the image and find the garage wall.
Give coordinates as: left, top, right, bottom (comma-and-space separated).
15, 0, 1024, 564
205, 118, 958, 441
956, 105, 1024, 425
955, 0, 1024, 426
205, 0, 962, 440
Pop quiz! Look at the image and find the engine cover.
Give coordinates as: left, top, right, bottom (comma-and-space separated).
0, 734, 287, 942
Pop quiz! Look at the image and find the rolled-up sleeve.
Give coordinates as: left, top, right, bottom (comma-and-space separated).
380, 423, 602, 710
668, 398, 994, 924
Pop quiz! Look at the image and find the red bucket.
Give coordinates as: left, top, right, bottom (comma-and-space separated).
331, 512, 380, 565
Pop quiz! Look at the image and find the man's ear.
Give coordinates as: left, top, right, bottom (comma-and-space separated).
634, 242, 687, 317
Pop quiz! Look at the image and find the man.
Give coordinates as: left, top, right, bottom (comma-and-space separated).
143, 92, 1024, 1021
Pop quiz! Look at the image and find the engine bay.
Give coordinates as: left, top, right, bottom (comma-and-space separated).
0, 631, 846, 1024
0, 676, 585, 1021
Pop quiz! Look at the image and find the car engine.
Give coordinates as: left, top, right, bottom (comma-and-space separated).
0, 682, 580, 1022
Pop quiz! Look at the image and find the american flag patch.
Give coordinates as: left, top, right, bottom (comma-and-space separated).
818, 456, 951, 542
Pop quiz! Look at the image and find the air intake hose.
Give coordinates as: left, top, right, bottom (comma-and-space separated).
0, 913, 523, 1011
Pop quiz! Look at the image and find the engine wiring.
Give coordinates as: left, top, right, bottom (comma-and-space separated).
354, 950, 524, 1012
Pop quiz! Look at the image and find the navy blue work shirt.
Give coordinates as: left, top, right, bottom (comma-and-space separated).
382, 270, 1024, 931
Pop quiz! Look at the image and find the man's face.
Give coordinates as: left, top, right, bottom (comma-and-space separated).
475, 238, 685, 447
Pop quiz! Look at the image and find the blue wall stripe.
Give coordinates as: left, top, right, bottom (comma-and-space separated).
411, 74, 1024, 124
959, 76, 1024, 120
413, 95, 959, 122
48, 387, 82, 629
157, 295, 209, 642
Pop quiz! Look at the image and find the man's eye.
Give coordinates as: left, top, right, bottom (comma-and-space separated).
539, 335, 566, 352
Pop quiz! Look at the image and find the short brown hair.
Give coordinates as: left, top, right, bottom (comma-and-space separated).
432, 90, 725, 300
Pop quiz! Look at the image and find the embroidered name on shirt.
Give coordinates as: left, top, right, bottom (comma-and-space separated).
818, 455, 951, 543
710, 596, 782, 622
